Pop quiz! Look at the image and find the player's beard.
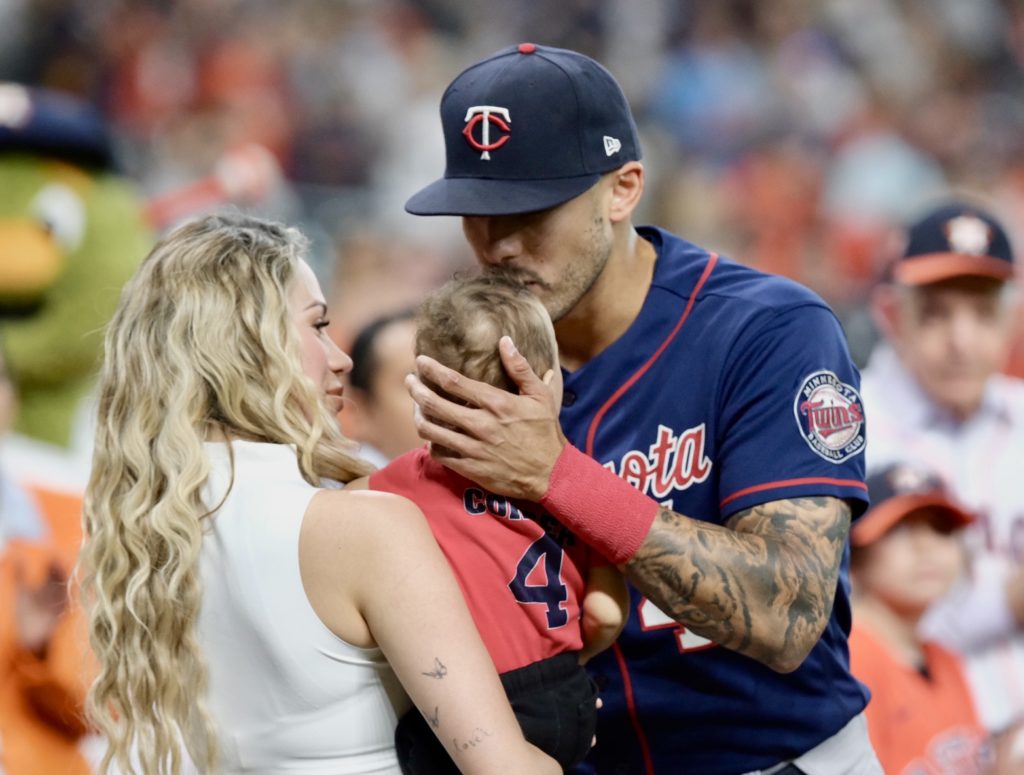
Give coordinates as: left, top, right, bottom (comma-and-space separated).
545, 214, 612, 323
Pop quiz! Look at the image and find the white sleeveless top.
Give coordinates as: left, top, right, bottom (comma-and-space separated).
196, 440, 405, 774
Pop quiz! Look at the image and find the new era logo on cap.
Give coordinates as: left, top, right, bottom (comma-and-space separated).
405, 43, 641, 217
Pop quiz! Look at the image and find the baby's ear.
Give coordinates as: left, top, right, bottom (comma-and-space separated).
541, 369, 555, 385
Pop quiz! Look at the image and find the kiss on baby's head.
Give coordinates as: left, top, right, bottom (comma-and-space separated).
416, 269, 557, 395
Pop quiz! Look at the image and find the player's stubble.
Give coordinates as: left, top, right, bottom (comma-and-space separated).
496, 227, 611, 327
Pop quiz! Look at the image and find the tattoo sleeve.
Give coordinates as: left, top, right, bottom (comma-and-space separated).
624, 497, 852, 672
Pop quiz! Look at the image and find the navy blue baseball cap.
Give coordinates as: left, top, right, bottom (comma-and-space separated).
851, 463, 973, 547
405, 43, 641, 217
893, 201, 1015, 285
0, 83, 115, 170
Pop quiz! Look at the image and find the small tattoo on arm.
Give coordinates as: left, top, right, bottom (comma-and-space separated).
452, 727, 493, 753
421, 657, 448, 679
426, 705, 440, 729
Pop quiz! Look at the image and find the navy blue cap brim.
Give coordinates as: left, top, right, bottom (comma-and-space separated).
405, 173, 601, 216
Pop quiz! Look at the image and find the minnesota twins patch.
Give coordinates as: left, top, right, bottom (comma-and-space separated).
793, 370, 866, 463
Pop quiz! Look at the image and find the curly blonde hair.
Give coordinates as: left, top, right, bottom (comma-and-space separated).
80, 213, 371, 774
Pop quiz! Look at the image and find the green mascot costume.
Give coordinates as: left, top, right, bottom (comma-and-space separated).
0, 83, 151, 491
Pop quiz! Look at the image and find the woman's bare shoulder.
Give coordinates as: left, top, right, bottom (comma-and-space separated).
302, 487, 427, 545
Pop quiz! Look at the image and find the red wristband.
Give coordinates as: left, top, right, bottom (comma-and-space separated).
539, 444, 659, 564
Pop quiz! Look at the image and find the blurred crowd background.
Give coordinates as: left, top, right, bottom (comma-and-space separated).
2, 0, 1022, 366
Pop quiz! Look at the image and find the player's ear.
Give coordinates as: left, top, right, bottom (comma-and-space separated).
607, 161, 644, 224
870, 283, 902, 343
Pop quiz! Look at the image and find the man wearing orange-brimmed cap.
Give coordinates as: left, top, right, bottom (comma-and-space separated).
848, 462, 993, 774
861, 199, 1024, 739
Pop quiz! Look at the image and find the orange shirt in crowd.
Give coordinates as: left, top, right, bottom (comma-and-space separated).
850, 623, 991, 774
0, 483, 92, 775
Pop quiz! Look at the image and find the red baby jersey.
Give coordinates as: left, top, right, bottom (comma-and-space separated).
370, 447, 605, 674
850, 623, 992, 774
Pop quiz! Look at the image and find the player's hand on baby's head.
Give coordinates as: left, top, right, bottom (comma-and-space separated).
407, 344, 566, 501
498, 336, 545, 392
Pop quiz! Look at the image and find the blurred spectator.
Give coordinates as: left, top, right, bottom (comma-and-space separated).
0, 345, 92, 775
325, 230, 463, 347
341, 308, 420, 467
818, 108, 949, 302
648, 3, 780, 163
849, 462, 993, 774
861, 200, 1024, 736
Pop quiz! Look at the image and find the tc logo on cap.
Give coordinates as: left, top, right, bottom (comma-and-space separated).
462, 106, 511, 160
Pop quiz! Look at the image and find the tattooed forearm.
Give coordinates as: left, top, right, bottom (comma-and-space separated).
421, 657, 448, 679
625, 497, 851, 672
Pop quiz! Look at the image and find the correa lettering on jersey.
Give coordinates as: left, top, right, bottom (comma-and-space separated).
601, 423, 713, 500
462, 488, 577, 548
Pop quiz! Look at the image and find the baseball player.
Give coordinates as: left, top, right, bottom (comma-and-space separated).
399, 44, 880, 774
861, 201, 1024, 736
354, 270, 628, 772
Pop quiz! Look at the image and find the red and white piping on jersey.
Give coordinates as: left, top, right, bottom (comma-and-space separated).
584, 254, 719, 457
720, 476, 868, 510
590, 253, 718, 775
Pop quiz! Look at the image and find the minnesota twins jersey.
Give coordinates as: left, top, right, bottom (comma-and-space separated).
371, 448, 603, 674
563, 227, 870, 775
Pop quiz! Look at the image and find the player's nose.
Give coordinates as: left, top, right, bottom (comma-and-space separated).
463, 215, 524, 266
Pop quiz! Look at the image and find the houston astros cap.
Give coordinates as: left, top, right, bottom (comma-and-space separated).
0, 83, 115, 170
851, 463, 973, 548
892, 201, 1015, 285
405, 43, 641, 217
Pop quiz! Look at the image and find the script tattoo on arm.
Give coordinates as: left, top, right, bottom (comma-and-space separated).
624, 496, 851, 672
452, 727, 494, 754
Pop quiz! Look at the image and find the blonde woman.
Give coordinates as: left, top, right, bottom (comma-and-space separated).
79, 213, 558, 775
